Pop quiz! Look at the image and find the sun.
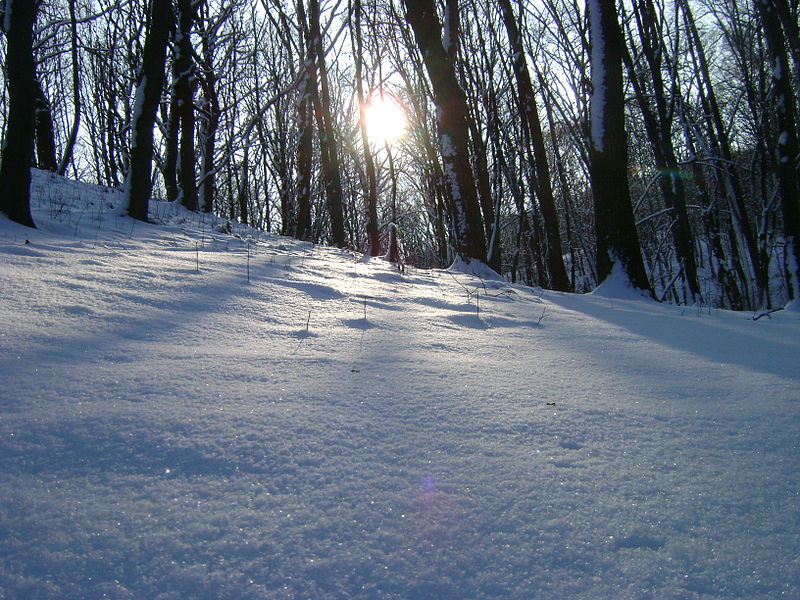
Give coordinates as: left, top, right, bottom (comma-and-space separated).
362, 92, 408, 145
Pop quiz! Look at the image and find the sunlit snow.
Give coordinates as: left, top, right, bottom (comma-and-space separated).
1, 171, 798, 599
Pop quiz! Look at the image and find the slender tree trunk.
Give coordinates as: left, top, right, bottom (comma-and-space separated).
680, 0, 765, 306
238, 148, 249, 226
587, 0, 652, 294
58, 0, 81, 176
307, 0, 346, 247
198, 69, 219, 213
0, 0, 39, 228
498, 0, 571, 291
351, 0, 381, 256
386, 141, 401, 263
163, 95, 180, 202
124, 0, 173, 222
622, 0, 701, 302
295, 50, 315, 241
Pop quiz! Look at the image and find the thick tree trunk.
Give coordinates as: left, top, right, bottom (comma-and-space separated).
587, 0, 652, 294
756, 0, 800, 304
404, 0, 487, 266
175, 0, 198, 212
0, 0, 38, 228
124, 0, 172, 222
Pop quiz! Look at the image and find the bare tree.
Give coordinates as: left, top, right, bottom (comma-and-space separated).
621, 0, 701, 303
756, 0, 800, 305
0, 0, 38, 228
587, 0, 651, 293
351, 0, 381, 256
403, 0, 488, 266
497, 0, 570, 291
124, 0, 173, 222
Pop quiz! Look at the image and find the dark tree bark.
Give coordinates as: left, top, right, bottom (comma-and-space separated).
308, 0, 347, 248
0, 0, 38, 228
622, 0, 701, 303
294, 0, 316, 242
198, 70, 219, 214
163, 94, 180, 202
351, 0, 381, 256
679, 0, 765, 306
756, 0, 800, 303
497, 0, 571, 291
124, 0, 173, 222
404, 0, 488, 266
175, 0, 198, 212
587, 0, 651, 294
238, 147, 249, 226
58, 0, 81, 176
33, 76, 58, 173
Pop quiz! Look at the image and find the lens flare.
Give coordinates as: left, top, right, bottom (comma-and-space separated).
411, 476, 458, 542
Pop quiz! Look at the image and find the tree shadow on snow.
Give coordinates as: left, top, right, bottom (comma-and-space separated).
546, 294, 800, 381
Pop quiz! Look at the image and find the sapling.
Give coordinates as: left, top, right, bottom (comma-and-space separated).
537, 306, 547, 325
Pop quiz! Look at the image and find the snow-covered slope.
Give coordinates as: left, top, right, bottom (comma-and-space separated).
1, 172, 798, 599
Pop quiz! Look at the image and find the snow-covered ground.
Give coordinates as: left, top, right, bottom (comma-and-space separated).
1, 171, 799, 599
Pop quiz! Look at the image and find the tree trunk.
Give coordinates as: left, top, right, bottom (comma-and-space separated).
295, 54, 315, 241
175, 0, 198, 212
198, 61, 219, 214
238, 148, 249, 226
307, 0, 347, 247
680, 0, 765, 306
0, 0, 39, 228
33, 76, 58, 173
351, 0, 381, 256
622, 0, 701, 302
756, 0, 800, 304
498, 0, 571, 291
58, 0, 81, 176
124, 0, 173, 222
587, 0, 652, 294
404, 0, 487, 266
163, 94, 180, 202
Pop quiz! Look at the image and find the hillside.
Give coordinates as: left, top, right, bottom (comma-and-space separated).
1, 172, 799, 599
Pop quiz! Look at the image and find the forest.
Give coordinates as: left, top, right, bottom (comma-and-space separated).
1, 0, 798, 311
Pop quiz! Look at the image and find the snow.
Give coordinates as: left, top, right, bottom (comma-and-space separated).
591, 259, 653, 301
1, 170, 799, 599
447, 257, 501, 281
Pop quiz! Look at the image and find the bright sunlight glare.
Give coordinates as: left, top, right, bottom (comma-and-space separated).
362, 92, 407, 145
